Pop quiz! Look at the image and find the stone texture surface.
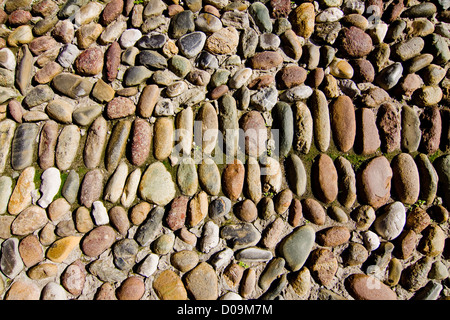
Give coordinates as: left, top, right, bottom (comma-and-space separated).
0, 0, 447, 302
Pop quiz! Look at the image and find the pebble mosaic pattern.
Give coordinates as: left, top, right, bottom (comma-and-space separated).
0, 0, 449, 300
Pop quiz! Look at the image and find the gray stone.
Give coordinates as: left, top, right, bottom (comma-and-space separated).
11, 123, 39, 171
0, 120, 16, 174
221, 223, 261, 249
113, 239, 139, 271
374, 202, 406, 240
401, 105, 421, 153
376, 62, 403, 90
105, 120, 131, 172
279, 225, 315, 271
250, 87, 278, 111
57, 44, 80, 68
135, 206, 164, 246
272, 102, 293, 158
285, 153, 307, 197
170, 10, 195, 39
177, 157, 198, 196
177, 32, 206, 58
248, 2, 272, 33
137, 50, 168, 69
0, 238, 24, 279
62, 170, 80, 204
198, 158, 221, 196
235, 248, 273, 262
123, 66, 153, 87
200, 220, 220, 253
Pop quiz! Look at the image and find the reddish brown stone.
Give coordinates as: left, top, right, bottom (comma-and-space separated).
116, 276, 145, 300
288, 198, 302, 227
306, 68, 324, 88
0, 9, 8, 24
383, 0, 404, 23
250, 51, 284, 70
346, 274, 397, 300
302, 198, 326, 225
106, 97, 136, 120
317, 226, 351, 247
95, 282, 116, 300
8, 9, 32, 26
351, 59, 375, 83
311, 154, 338, 204
105, 41, 121, 82
209, 85, 229, 100
222, 159, 245, 201
330, 95, 356, 152
270, 0, 292, 18
339, 27, 373, 58
248, 75, 275, 90
29, 36, 58, 56
406, 207, 431, 233
101, 0, 124, 26
235, 199, 258, 222
277, 65, 307, 89
420, 106, 442, 154
81, 225, 116, 257
377, 103, 401, 153
130, 118, 152, 166
166, 196, 189, 231
75, 47, 104, 76
168, 4, 184, 17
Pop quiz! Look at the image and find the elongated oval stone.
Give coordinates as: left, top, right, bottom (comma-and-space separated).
245, 156, 262, 203
135, 206, 164, 246
84, 116, 108, 169
177, 157, 198, 196
121, 168, 141, 208
79, 169, 103, 208
415, 153, 438, 205
105, 120, 131, 172
16, 44, 33, 95
104, 162, 128, 204
61, 169, 79, 204
279, 225, 315, 271
0, 176, 13, 214
11, 123, 39, 170
130, 118, 152, 167
391, 153, 420, 205
55, 124, 80, 171
0, 238, 24, 279
330, 95, 356, 152
335, 156, 357, 209
8, 166, 35, 215
38, 167, 61, 208
153, 117, 174, 161
195, 102, 218, 155
198, 157, 221, 196
294, 101, 312, 154
285, 153, 307, 197
175, 106, 193, 156
139, 161, 176, 206
38, 120, 58, 170
219, 94, 239, 159
272, 102, 294, 158
0, 119, 16, 174
310, 89, 330, 152
312, 153, 338, 204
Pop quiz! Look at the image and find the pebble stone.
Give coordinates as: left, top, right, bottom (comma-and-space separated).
0, 0, 447, 302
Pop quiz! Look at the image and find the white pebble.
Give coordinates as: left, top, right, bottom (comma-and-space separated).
92, 201, 109, 226
363, 230, 380, 251
136, 253, 159, 277
38, 167, 61, 209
